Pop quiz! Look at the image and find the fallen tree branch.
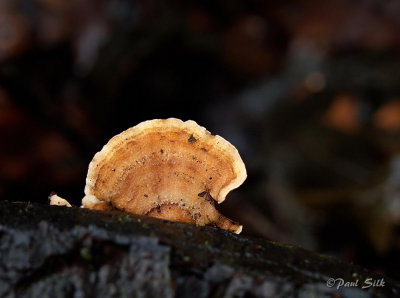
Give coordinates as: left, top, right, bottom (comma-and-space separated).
0, 201, 398, 297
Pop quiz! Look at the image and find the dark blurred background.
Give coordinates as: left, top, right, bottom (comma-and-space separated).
1, 0, 400, 281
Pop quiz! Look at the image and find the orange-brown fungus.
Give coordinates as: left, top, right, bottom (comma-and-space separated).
82, 118, 247, 233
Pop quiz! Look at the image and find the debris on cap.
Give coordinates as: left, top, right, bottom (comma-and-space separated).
82, 118, 247, 233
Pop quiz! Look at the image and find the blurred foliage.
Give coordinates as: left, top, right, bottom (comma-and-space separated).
1, 0, 400, 281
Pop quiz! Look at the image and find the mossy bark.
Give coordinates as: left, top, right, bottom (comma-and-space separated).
0, 201, 398, 298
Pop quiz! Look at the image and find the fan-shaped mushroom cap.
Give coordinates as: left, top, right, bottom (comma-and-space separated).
82, 118, 247, 233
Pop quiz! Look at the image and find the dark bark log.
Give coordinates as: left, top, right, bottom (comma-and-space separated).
0, 201, 398, 298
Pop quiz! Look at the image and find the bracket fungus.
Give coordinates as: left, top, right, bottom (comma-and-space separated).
81, 118, 246, 233
49, 192, 72, 207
